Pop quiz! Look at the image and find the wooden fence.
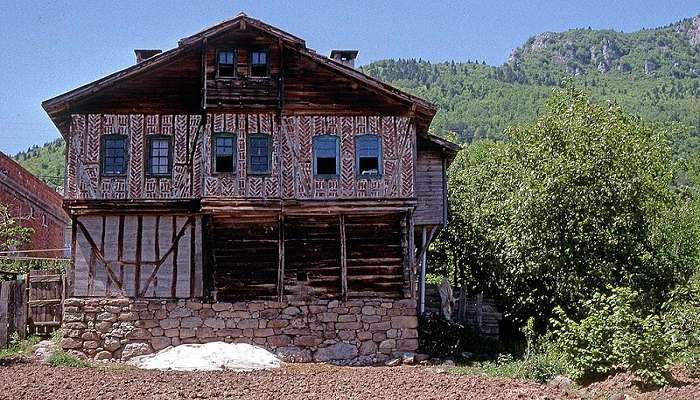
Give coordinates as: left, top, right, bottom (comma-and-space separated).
0, 270, 64, 347
0, 280, 25, 347
425, 284, 502, 338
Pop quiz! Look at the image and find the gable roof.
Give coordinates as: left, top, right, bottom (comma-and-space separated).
43, 14, 437, 130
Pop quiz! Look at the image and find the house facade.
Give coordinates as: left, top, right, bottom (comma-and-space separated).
0, 152, 69, 259
43, 14, 458, 363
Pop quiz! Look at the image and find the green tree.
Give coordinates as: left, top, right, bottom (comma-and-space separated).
432, 83, 699, 325
0, 203, 33, 254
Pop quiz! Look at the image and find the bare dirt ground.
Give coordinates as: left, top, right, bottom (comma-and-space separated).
1, 358, 699, 400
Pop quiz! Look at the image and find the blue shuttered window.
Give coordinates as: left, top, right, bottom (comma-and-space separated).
148, 136, 171, 176
213, 134, 236, 173
101, 135, 127, 176
248, 134, 271, 174
313, 135, 340, 177
355, 134, 382, 177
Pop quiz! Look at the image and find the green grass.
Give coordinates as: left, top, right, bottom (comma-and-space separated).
0, 334, 40, 359
46, 349, 92, 368
45, 330, 92, 368
449, 353, 568, 383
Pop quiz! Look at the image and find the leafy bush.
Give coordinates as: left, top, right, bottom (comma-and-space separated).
550, 287, 672, 386
430, 84, 698, 327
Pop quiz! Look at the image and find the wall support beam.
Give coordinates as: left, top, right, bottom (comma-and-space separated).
339, 214, 347, 302
277, 213, 285, 302
419, 226, 428, 315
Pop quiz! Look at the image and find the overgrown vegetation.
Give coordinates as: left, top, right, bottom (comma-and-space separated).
46, 330, 91, 368
0, 333, 40, 359
424, 83, 700, 386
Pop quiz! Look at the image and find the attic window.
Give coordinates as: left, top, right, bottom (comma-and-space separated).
217, 50, 236, 78
313, 135, 340, 178
250, 50, 269, 77
355, 134, 382, 177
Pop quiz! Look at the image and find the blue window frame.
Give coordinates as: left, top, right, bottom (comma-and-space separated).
355, 134, 382, 177
250, 50, 269, 77
217, 49, 236, 78
247, 133, 272, 175
101, 135, 127, 176
312, 135, 340, 178
213, 133, 236, 174
147, 136, 171, 176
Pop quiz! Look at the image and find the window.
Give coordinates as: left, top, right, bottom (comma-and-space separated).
247, 134, 271, 175
355, 135, 382, 177
313, 135, 340, 177
217, 50, 236, 78
101, 135, 127, 176
250, 50, 269, 77
147, 136, 171, 176
213, 133, 236, 173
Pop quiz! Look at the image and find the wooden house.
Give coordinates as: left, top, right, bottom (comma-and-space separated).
43, 14, 458, 363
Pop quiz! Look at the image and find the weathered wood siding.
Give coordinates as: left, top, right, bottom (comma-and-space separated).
71, 214, 203, 298
66, 113, 416, 201
414, 148, 446, 225
208, 212, 409, 302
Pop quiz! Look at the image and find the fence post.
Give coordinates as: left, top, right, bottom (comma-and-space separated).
0, 282, 9, 347
13, 280, 26, 340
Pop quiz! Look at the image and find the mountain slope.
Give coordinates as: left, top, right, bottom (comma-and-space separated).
361, 15, 700, 142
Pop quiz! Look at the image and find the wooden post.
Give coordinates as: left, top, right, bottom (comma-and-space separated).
419, 226, 427, 315
12, 280, 26, 340
339, 214, 347, 302
407, 211, 415, 299
0, 282, 9, 347
277, 214, 285, 302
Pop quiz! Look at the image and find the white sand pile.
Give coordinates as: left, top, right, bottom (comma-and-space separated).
129, 342, 281, 371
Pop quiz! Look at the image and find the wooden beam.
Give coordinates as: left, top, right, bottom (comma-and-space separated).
340, 214, 347, 302
277, 214, 285, 302
419, 226, 427, 315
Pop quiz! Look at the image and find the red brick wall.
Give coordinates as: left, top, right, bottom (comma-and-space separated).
0, 152, 69, 258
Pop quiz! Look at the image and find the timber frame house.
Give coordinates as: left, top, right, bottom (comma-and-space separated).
43, 13, 458, 362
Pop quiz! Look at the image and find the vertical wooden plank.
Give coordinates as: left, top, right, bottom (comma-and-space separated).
189, 217, 196, 298
0, 282, 9, 347
135, 216, 143, 296
340, 214, 347, 302
13, 281, 25, 339
277, 214, 285, 302
170, 216, 178, 298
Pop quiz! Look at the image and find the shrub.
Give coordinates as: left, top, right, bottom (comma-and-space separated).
453, 350, 567, 383
47, 349, 91, 368
550, 287, 672, 386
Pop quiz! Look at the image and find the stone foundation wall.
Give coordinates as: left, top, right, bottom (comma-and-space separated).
62, 298, 418, 364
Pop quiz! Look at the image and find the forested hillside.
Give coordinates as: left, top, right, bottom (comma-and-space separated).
361, 15, 700, 143
12, 137, 64, 189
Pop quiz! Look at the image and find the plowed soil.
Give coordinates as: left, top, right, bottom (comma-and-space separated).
1, 359, 699, 399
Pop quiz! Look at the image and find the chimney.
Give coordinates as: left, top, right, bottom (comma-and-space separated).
329, 50, 359, 68
134, 49, 162, 63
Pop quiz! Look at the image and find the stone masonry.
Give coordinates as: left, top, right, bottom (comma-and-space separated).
62, 298, 418, 364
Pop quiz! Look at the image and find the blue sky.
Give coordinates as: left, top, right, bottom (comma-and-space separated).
0, 0, 698, 154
